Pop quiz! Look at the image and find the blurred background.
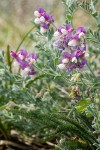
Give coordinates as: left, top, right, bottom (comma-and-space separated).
0, 0, 100, 51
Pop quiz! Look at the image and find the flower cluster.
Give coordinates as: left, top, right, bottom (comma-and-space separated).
10, 49, 37, 77
53, 25, 88, 72
34, 8, 54, 34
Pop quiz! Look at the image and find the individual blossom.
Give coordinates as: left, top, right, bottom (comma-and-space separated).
10, 50, 37, 77
67, 27, 86, 47
28, 53, 37, 64
18, 49, 28, 60
21, 66, 36, 77
10, 49, 28, 62
76, 27, 87, 39
58, 49, 87, 72
34, 8, 54, 33
54, 24, 73, 37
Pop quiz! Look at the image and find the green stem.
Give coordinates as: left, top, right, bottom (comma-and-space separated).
0, 120, 9, 140
86, 63, 96, 79
12, 26, 35, 63
15, 26, 35, 53
6, 45, 12, 73
52, 23, 57, 29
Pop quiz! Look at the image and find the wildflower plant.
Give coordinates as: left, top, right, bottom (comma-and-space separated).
0, 0, 100, 150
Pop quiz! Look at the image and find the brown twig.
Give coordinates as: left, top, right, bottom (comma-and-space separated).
0, 140, 35, 150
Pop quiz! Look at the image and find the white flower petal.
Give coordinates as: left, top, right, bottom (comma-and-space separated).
34, 11, 41, 17
34, 18, 41, 24
85, 53, 89, 57
68, 40, 78, 47
58, 64, 66, 69
62, 58, 69, 64
30, 58, 36, 64
71, 57, 77, 63
24, 67, 30, 73
18, 54, 24, 60
21, 70, 27, 77
78, 32, 85, 38
54, 31, 60, 37
13, 61, 19, 67
61, 28, 68, 35
40, 27, 47, 34
39, 16, 45, 22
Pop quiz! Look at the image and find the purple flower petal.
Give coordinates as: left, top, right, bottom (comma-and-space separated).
28, 69, 36, 75
81, 59, 87, 65
43, 12, 50, 21
20, 60, 29, 70
19, 49, 28, 58
76, 27, 86, 34
57, 26, 63, 33
28, 53, 37, 60
71, 33, 79, 40
10, 51, 17, 58
66, 24, 73, 32
53, 40, 65, 50
38, 8, 45, 14
63, 51, 71, 59
50, 15, 54, 23
43, 12, 54, 23
67, 65, 76, 72
10, 51, 21, 63
80, 43, 86, 51
75, 49, 85, 58
59, 58, 63, 62
40, 22, 49, 29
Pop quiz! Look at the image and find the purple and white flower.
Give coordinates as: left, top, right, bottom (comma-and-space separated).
34, 8, 54, 33
58, 48, 87, 72
10, 50, 37, 77
53, 24, 87, 72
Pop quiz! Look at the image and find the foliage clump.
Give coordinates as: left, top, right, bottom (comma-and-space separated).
0, 0, 100, 149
